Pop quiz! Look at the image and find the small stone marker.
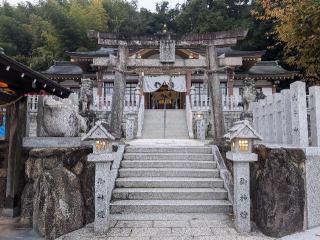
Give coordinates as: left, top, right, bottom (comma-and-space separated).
224, 120, 262, 233
195, 112, 206, 141
126, 115, 135, 140
82, 121, 115, 235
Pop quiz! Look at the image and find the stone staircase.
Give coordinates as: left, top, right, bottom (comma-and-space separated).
141, 109, 189, 139
110, 145, 232, 214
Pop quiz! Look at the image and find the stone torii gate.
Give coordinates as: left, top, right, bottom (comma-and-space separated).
89, 29, 248, 142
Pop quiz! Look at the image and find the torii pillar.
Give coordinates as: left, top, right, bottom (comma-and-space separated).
110, 45, 128, 139
207, 45, 225, 144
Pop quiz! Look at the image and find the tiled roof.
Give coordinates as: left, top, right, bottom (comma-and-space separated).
43, 61, 83, 75
66, 47, 117, 58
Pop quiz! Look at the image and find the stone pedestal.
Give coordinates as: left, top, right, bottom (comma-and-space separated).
87, 153, 114, 235
126, 116, 135, 140
226, 152, 258, 233
196, 119, 205, 141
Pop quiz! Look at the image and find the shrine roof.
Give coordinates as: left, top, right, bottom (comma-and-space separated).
43, 61, 84, 75
66, 47, 117, 58
217, 47, 265, 58
0, 52, 72, 103
234, 61, 300, 80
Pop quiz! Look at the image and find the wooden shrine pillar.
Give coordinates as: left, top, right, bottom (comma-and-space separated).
4, 98, 27, 217
97, 67, 104, 97
110, 45, 128, 139
207, 45, 225, 144
186, 70, 192, 95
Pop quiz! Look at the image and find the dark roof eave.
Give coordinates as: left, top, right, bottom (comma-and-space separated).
0, 53, 72, 97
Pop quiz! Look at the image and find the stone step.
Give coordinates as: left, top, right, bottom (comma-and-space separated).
123, 153, 213, 161
112, 188, 228, 200
119, 168, 219, 178
121, 160, 217, 169
125, 147, 212, 154
110, 200, 232, 214
115, 177, 224, 188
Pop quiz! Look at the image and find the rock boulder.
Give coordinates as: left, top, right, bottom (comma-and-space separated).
251, 145, 306, 238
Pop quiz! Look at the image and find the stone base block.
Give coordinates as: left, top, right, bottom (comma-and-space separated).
23, 137, 84, 148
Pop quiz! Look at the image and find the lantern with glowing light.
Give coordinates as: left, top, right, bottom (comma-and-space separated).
81, 120, 115, 153
224, 120, 262, 153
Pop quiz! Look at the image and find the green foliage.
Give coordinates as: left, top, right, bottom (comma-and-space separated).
176, 0, 251, 34
0, 0, 277, 71
0, 0, 108, 69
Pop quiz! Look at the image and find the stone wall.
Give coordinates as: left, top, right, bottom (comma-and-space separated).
20, 146, 93, 240
251, 145, 306, 238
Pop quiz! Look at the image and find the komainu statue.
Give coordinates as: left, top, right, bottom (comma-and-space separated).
79, 78, 93, 114
242, 76, 257, 112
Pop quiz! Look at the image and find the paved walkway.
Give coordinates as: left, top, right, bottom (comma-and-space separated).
57, 214, 273, 240
281, 226, 320, 240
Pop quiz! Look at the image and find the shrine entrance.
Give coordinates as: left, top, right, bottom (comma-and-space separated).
145, 85, 185, 109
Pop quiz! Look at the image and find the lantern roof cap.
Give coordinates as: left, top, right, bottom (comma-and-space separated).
81, 120, 115, 141
224, 120, 262, 141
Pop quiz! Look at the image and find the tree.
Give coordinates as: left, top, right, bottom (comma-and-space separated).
255, 0, 320, 82
176, 0, 251, 34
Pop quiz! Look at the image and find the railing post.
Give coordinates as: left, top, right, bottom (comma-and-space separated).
290, 81, 308, 147
274, 93, 283, 144
309, 86, 320, 146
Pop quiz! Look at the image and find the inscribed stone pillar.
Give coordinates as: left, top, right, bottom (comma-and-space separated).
281, 89, 292, 144
266, 96, 274, 143
196, 118, 206, 141
88, 153, 113, 235
226, 152, 258, 233
207, 45, 225, 143
274, 93, 283, 144
110, 45, 128, 139
309, 86, 320, 146
290, 81, 308, 147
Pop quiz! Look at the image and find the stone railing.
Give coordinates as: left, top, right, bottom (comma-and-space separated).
251, 81, 312, 147
136, 95, 145, 138
190, 93, 243, 112
185, 95, 194, 138
222, 95, 243, 111
93, 94, 140, 112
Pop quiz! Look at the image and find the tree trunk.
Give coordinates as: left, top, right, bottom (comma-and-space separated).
207, 45, 225, 144
110, 45, 128, 139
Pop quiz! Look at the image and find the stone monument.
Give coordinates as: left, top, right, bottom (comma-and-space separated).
41, 96, 87, 137
224, 120, 262, 233
82, 121, 115, 235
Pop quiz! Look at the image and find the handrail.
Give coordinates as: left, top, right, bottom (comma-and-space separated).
137, 95, 145, 138
186, 94, 194, 138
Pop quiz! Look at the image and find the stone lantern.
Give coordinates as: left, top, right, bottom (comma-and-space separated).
224, 120, 262, 233
82, 120, 115, 235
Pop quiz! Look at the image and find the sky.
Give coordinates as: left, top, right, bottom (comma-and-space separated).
5, 0, 186, 12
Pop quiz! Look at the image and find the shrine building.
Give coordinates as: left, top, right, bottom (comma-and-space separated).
39, 30, 300, 139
